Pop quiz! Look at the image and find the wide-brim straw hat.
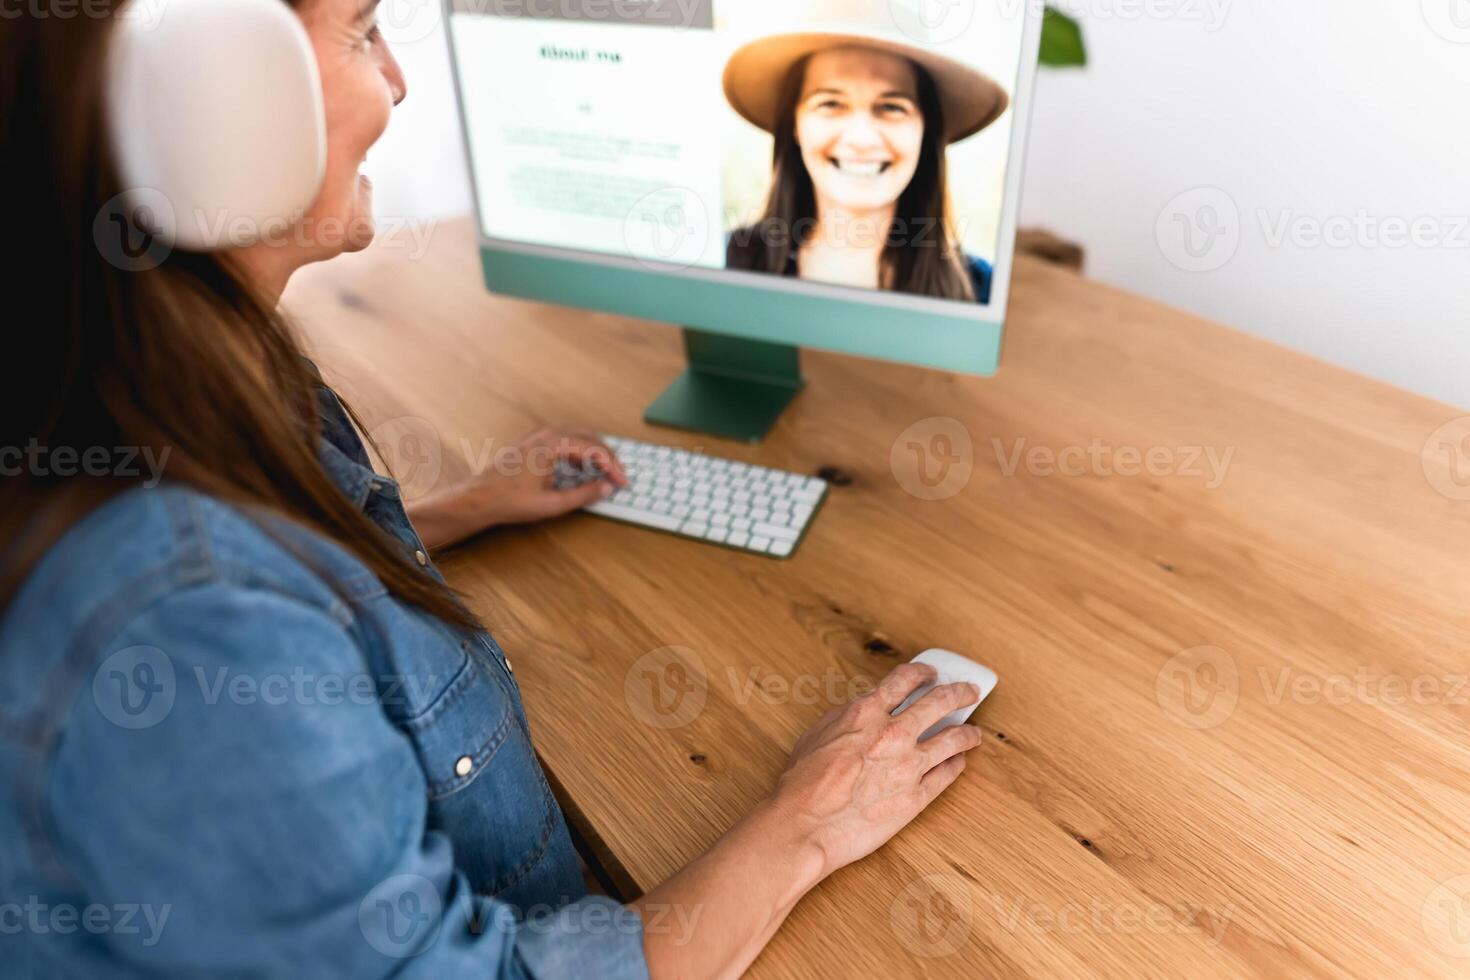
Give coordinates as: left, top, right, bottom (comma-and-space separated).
723, 0, 1010, 144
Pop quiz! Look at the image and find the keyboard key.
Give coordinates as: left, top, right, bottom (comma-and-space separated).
770, 539, 794, 557
727, 531, 750, 548
586, 501, 683, 531
749, 535, 771, 552
706, 527, 728, 543
752, 522, 799, 542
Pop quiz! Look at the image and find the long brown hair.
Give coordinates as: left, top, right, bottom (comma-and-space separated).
727, 53, 975, 301
0, 3, 480, 630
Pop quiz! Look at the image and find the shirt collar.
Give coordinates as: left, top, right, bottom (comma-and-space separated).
309, 370, 378, 512
317, 434, 376, 512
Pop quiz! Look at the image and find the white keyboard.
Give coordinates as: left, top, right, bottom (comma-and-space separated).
562, 436, 828, 559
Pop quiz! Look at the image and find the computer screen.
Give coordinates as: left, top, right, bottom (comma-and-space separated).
445, 0, 1039, 321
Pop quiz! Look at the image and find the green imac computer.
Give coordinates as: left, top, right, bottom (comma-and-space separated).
444, 0, 1043, 443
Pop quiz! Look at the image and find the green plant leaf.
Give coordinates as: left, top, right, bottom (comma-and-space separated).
1039, 6, 1087, 68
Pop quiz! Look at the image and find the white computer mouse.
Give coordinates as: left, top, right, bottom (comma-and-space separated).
892, 648, 998, 741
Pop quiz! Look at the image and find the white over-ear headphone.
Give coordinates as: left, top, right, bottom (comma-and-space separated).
106, 0, 327, 252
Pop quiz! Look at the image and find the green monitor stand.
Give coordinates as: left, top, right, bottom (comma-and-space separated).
643, 328, 804, 443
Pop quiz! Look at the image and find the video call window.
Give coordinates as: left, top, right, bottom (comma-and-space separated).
449, 0, 1028, 308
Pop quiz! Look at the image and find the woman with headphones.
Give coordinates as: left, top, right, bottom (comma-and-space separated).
0, 0, 984, 976
724, 11, 1010, 303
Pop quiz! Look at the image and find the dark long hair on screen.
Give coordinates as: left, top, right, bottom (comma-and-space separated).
727, 54, 975, 302
0, 3, 481, 630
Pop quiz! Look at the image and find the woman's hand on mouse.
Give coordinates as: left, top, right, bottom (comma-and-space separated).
767, 662, 983, 878
631, 663, 982, 978
405, 426, 627, 550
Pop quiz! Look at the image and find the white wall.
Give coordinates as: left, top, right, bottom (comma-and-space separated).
1020, 0, 1470, 410
366, 1, 1470, 408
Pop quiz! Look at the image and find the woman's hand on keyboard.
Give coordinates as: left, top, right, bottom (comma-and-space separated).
473, 426, 628, 527
406, 426, 627, 549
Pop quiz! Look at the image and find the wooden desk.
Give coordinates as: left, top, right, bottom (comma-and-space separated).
285, 218, 1470, 978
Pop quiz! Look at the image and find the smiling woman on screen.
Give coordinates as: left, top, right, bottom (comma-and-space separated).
723, 12, 1010, 304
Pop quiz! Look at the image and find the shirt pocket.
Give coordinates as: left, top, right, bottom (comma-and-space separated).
401, 649, 560, 898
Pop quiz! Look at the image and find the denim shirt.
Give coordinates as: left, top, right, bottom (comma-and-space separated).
0, 381, 650, 979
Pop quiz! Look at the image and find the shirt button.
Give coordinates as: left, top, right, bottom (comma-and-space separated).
414, 549, 428, 566
454, 755, 473, 777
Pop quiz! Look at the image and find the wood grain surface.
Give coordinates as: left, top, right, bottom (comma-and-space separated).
284, 217, 1470, 978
